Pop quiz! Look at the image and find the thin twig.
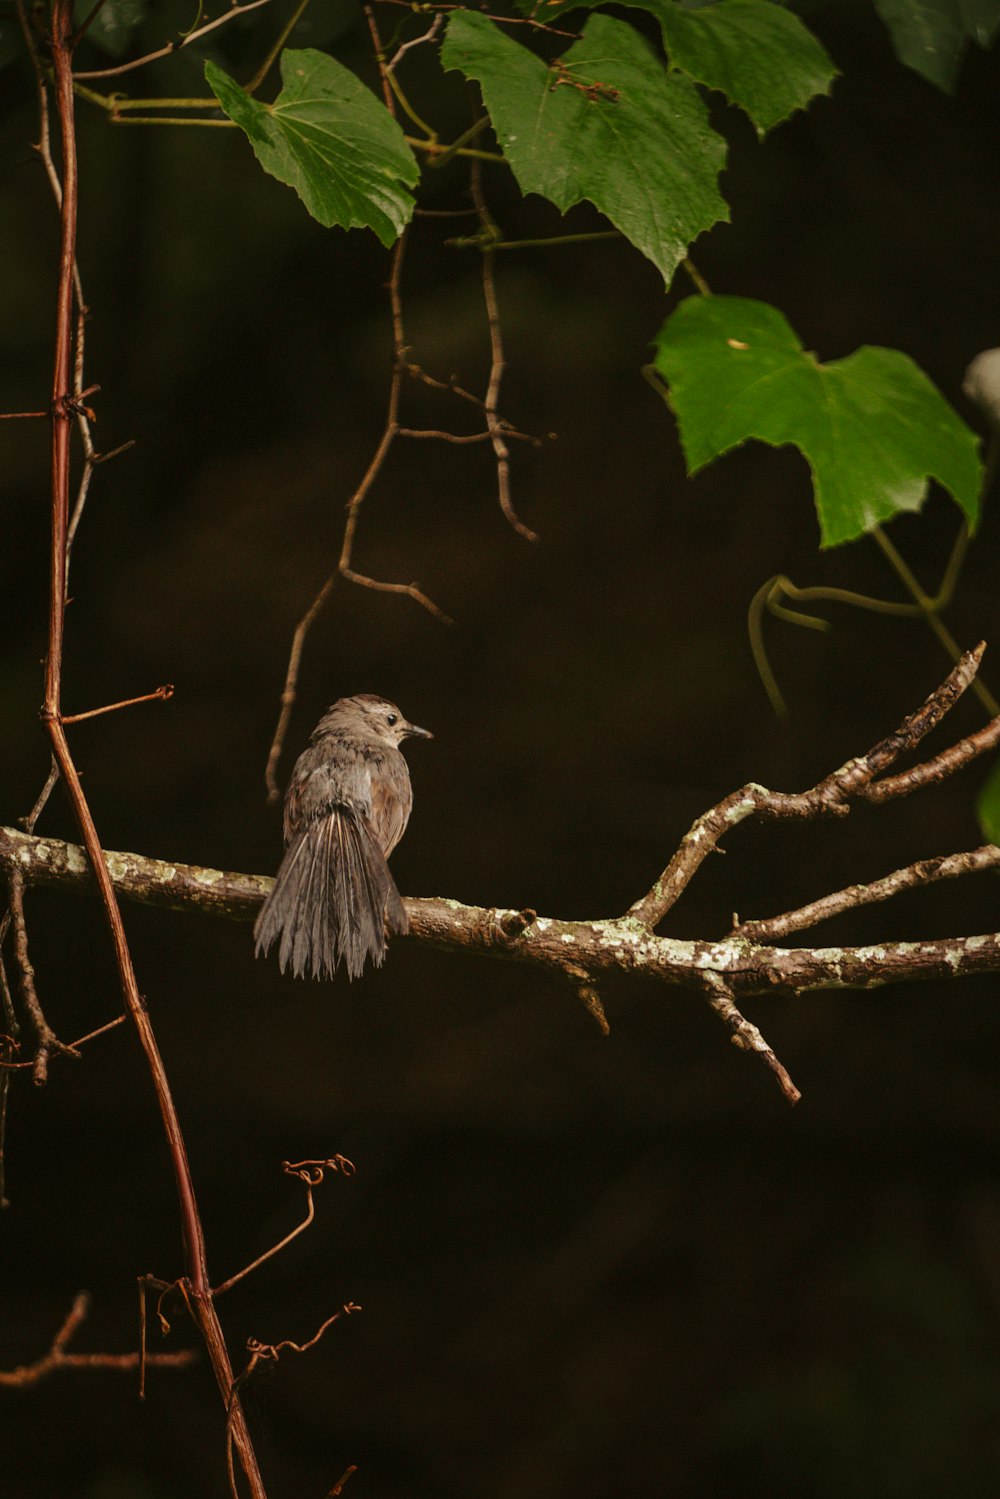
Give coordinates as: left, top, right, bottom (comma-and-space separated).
332, 232, 451, 603
73, 0, 276, 78
0, 1011, 126, 1070
404, 361, 487, 408
328, 1466, 359, 1497
376, 0, 579, 35
858, 711, 1000, 802
264, 223, 452, 796
6, 868, 80, 1084
0, 965, 17, 1207
628, 642, 988, 929
733, 845, 1000, 942
72, 0, 110, 45
61, 683, 174, 724
386, 12, 443, 73
364, 5, 395, 112
397, 426, 492, 443
470, 162, 538, 542
0, 1293, 196, 1387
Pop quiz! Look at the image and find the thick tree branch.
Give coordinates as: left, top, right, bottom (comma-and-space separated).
3, 828, 999, 999
5, 650, 998, 1108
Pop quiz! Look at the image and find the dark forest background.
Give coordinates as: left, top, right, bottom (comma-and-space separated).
3, 1, 1000, 1494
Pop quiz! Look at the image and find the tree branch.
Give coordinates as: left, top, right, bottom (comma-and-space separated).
5, 650, 998, 1106
628, 642, 993, 929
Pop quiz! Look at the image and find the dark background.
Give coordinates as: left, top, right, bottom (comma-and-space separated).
3, 1, 1000, 1494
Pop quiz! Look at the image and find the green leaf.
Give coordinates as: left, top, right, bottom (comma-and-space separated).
75, 0, 146, 58
441, 11, 728, 285
205, 50, 418, 242
871, 0, 1000, 91
959, 0, 1000, 48
510, 0, 836, 131
652, 295, 983, 547
976, 755, 1000, 843
651, 0, 837, 132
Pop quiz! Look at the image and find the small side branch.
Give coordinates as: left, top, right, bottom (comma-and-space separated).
0, 1292, 196, 1387
73, 0, 276, 79
6, 868, 80, 1083
264, 230, 451, 799
734, 846, 1000, 942
470, 164, 538, 542
629, 643, 990, 929
699, 973, 800, 1105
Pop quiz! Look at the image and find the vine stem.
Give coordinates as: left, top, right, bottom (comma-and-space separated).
45, 6, 265, 1493
871, 524, 1000, 717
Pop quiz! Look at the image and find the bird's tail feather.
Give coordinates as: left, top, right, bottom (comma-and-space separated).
254, 807, 407, 980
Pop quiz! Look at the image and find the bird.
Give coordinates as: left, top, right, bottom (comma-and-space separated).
254, 694, 432, 980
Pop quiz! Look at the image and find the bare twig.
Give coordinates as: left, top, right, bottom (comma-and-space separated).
6, 868, 80, 1084
0, 1292, 196, 1387
858, 711, 1000, 802
20, 758, 61, 837
264, 231, 452, 797
328, 1466, 359, 1497
404, 362, 487, 409
386, 12, 443, 73
397, 426, 492, 443
470, 163, 538, 542
0, 1011, 127, 1070
628, 643, 988, 930
733, 845, 1000, 943
699, 972, 800, 1105
61, 683, 174, 725
73, 0, 276, 79
264, 573, 335, 801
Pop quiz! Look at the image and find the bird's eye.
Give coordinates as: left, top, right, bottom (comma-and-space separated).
386, 713, 398, 726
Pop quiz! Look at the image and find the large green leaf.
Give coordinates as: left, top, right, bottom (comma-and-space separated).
872, 0, 1000, 91
651, 0, 837, 132
441, 11, 728, 285
512, 0, 836, 132
205, 50, 418, 243
652, 296, 982, 547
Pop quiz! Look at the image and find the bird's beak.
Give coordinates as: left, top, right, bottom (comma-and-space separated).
402, 720, 433, 740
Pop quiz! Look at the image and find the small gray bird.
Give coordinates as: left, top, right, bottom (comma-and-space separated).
255, 694, 431, 980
